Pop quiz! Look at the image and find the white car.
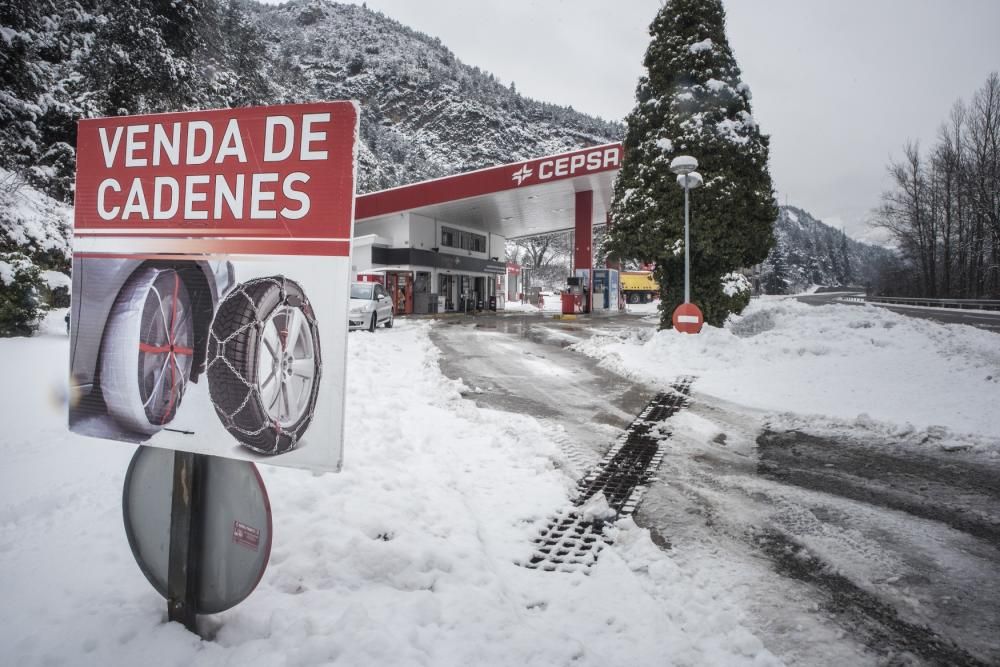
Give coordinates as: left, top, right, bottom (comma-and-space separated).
348, 282, 394, 331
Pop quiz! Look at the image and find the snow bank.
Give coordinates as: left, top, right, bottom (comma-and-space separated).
503, 300, 540, 313
0, 320, 777, 666
573, 299, 1000, 446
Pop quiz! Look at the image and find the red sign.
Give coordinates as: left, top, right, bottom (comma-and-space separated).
74, 102, 358, 256
70, 102, 359, 474
672, 302, 704, 334
356, 143, 622, 220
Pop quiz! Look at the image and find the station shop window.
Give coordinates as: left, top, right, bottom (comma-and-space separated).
441, 226, 486, 253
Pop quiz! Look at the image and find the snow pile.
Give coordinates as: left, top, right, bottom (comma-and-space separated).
705, 78, 727, 93
720, 271, 751, 297
0, 319, 777, 666
503, 300, 540, 313
0, 167, 72, 258
574, 299, 1000, 446
40, 269, 71, 291
688, 38, 714, 53
0, 255, 33, 286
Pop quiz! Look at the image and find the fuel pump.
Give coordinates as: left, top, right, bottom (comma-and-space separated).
561, 276, 585, 315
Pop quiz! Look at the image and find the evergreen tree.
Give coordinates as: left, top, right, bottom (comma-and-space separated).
606, 0, 776, 328
839, 229, 853, 285
764, 246, 788, 294
0, 252, 44, 337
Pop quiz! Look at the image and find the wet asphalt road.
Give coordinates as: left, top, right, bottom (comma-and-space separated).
430, 314, 656, 464
428, 312, 1000, 666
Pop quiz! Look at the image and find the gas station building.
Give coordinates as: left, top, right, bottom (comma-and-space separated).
351, 142, 623, 315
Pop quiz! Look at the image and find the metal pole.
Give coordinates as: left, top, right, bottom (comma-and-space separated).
167, 450, 205, 633
683, 182, 690, 304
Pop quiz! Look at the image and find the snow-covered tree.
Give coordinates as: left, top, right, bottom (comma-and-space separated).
607, 0, 776, 328
764, 245, 788, 294
0, 252, 44, 337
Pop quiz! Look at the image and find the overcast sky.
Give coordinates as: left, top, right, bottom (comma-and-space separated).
261, 0, 999, 242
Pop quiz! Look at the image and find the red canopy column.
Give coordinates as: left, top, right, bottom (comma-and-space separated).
574, 190, 593, 313
574, 190, 593, 271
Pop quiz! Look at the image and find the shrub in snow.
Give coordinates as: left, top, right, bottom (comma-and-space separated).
0, 252, 45, 337
607, 0, 777, 328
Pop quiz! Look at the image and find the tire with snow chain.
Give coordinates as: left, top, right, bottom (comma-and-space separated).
101, 267, 195, 435
206, 276, 322, 456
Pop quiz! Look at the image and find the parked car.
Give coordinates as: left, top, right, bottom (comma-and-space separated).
348, 282, 394, 331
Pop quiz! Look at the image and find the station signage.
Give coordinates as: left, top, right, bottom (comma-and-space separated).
354, 142, 623, 221
510, 144, 622, 187
70, 102, 359, 473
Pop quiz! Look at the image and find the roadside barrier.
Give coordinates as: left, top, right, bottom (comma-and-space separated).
865, 296, 1000, 311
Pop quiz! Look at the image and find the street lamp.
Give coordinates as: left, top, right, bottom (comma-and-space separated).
669, 155, 704, 333
669, 156, 702, 304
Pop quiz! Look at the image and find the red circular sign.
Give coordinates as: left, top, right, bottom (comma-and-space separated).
672, 303, 704, 334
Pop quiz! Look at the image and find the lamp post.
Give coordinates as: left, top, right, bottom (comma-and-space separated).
669, 155, 704, 333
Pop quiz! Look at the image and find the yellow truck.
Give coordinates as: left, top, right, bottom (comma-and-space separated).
620, 271, 660, 304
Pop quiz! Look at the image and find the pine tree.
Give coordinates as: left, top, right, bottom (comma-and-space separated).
765, 245, 788, 294
839, 229, 853, 285
607, 0, 776, 328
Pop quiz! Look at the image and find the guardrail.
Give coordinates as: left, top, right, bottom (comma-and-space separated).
865, 296, 1000, 311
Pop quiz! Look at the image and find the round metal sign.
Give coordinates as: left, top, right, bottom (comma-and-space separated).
122, 447, 272, 614
672, 302, 705, 334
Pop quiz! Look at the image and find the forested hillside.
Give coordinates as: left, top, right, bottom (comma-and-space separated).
0, 0, 621, 332
0, 0, 621, 204
756, 206, 894, 294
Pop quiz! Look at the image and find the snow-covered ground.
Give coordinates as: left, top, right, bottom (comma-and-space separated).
0, 309, 777, 666
574, 298, 1000, 452
5, 296, 998, 665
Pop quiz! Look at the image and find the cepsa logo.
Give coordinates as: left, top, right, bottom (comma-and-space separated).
75, 102, 358, 239
511, 145, 621, 187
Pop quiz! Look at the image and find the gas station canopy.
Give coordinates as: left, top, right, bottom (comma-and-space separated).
355, 142, 623, 240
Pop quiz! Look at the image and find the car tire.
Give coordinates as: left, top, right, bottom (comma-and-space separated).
100, 267, 195, 434
368, 312, 377, 333
384, 311, 393, 328
206, 276, 322, 456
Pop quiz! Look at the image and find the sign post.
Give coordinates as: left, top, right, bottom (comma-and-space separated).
72, 101, 359, 632
166, 451, 203, 631
669, 155, 704, 334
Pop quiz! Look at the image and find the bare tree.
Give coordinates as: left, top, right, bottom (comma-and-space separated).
872, 73, 999, 298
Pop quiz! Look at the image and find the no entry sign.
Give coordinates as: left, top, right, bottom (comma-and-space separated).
672, 302, 704, 334
69, 102, 359, 473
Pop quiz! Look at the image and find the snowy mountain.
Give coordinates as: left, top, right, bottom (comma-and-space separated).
248, 0, 623, 193
0, 0, 621, 333
757, 206, 894, 294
